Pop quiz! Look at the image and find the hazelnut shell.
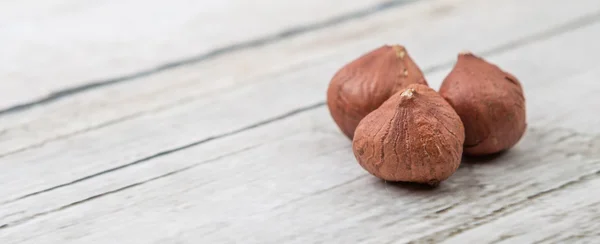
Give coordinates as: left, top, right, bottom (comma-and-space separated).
352, 84, 465, 184
439, 52, 526, 156
327, 45, 428, 139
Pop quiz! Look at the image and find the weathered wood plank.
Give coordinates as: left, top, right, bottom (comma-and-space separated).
0, 0, 404, 112
0, 0, 441, 157
1, 0, 600, 228
440, 175, 600, 244
201, 129, 598, 244
0, 107, 356, 241
2, 16, 600, 243
1, 0, 600, 242
3, 0, 600, 159
0, 111, 598, 243
1, 0, 598, 176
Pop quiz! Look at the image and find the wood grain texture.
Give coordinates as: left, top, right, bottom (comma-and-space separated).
1, 0, 600, 242
1, 0, 599, 194
0, 0, 451, 158
1, 0, 600, 228
4, 0, 600, 160
1, 111, 599, 243
440, 175, 600, 244
0, 0, 405, 112
0, 0, 418, 159
2, 30, 600, 244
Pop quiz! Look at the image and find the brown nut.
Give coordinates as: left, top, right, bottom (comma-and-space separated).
439, 52, 526, 156
352, 84, 465, 185
326, 45, 428, 139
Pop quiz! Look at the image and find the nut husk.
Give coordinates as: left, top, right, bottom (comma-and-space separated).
439, 52, 526, 156
327, 45, 428, 139
352, 84, 465, 185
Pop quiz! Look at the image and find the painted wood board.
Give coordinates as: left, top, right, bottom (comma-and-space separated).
1, 0, 600, 242
2, 23, 600, 244
4, 0, 600, 160
0, 0, 413, 112
0, 111, 598, 243
1, 0, 599, 204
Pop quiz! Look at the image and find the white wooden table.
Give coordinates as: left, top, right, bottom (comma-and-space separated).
1, 0, 599, 243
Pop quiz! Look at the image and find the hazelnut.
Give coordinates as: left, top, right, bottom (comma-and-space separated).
439, 52, 526, 156
326, 45, 428, 139
352, 84, 465, 185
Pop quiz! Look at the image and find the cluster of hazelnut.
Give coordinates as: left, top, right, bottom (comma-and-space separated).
326, 45, 526, 186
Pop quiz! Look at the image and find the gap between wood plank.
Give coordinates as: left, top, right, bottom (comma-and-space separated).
421, 8, 600, 74
2, 10, 599, 211
0, 0, 419, 118
409, 168, 600, 243
0, 142, 264, 230
1, 127, 597, 232
0, 101, 325, 207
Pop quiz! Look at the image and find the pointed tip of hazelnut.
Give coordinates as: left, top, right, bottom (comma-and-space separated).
459, 50, 473, 56
400, 88, 415, 98
457, 51, 485, 64
388, 44, 406, 59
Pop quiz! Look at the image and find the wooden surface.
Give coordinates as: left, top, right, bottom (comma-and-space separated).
1, 0, 599, 243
